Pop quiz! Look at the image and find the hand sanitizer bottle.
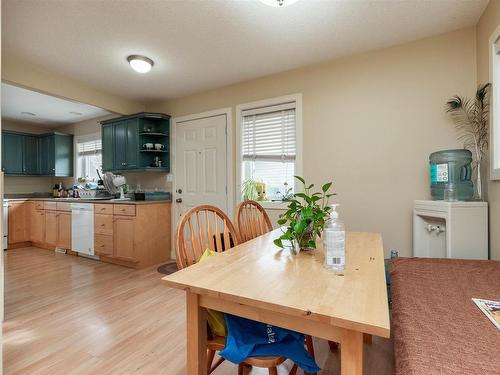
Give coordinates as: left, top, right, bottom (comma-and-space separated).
324, 204, 345, 271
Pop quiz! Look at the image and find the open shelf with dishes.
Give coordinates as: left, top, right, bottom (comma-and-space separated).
101, 112, 171, 173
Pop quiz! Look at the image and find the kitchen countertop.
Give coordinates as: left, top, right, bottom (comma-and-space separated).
4, 198, 171, 205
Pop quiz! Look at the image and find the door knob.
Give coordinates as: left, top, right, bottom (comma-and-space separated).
176, 198, 183, 203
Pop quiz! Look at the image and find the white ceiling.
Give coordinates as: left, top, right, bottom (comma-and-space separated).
1, 83, 110, 126
2, 0, 489, 102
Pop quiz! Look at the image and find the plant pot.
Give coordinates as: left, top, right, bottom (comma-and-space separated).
300, 230, 317, 251
290, 229, 317, 255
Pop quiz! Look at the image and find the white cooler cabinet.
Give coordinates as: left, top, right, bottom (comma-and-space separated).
413, 200, 488, 259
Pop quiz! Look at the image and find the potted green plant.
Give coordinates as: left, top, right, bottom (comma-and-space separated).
445, 83, 491, 200
274, 176, 336, 254
241, 178, 259, 201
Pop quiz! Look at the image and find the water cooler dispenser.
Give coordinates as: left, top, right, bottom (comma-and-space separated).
413, 200, 488, 259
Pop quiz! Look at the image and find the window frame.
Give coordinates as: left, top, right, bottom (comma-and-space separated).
74, 132, 102, 183
490, 24, 500, 180
236, 93, 303, 209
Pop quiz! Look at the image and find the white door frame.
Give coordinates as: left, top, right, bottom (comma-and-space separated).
170, 107, 234, 260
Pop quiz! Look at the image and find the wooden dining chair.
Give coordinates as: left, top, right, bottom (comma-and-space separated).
175, 204, 241, 269
176, 205, 290, 374
236, 200, 273, 242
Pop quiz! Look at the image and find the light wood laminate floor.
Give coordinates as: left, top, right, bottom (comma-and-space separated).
3, 247, 394, 374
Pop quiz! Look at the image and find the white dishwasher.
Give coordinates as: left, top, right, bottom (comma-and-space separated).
71, 203, 94, 256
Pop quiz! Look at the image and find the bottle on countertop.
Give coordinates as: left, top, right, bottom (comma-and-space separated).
52, 184, 60, 198
323, 204, 345, 272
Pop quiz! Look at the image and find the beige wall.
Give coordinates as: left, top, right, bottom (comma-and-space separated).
2, 55, 144, 115
478, 0, 500, 260
2, 119, 51, 134
57, 114, 114, 136
148, 27, 477, 257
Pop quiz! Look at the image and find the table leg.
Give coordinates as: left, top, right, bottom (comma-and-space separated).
341, 329, 363, 375
186, 290, 207, 375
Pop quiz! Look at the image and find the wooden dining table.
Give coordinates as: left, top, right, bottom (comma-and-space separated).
162, 228, 390, 375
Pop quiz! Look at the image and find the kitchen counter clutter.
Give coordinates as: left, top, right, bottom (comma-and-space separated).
5, 198, 171, 268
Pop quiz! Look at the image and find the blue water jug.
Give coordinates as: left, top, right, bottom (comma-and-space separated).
429, 149, 473, 201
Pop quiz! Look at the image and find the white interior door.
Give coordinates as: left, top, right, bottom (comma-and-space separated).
174, 114, 228, 223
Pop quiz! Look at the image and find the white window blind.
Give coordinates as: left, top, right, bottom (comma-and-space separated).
76, 137, 102, 181
77, 139, 102, 155
241, 102, 296, 162
241, 101, 297, 200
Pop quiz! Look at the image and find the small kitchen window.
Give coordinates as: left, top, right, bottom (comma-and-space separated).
237, 94, 303, 204
75, 134, 102, 182
490, 27, 500, 180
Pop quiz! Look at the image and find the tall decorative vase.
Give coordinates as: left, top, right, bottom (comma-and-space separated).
475, 161, 483, 201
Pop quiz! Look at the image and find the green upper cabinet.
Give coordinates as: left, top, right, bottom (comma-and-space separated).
101, 112, 170, 173
23, 135, 40, 175
2, 132, 24, 175
52, 133, 73, 176
102, 124, 114, 172
125, 119, 139, 169
113, 120, 128, 169
39, 134, 55, 175
1, 131, 73, 177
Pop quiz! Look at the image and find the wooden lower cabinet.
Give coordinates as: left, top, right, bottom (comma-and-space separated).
8, 201, 30, 245
9, 200, 171, 269
95, 234, 113, 256
30, 207, 45, 244
113, 216, 137, 262
56, 212, 72, 250
27, 203, 71, 250
44, 211, 58, 247
94, 214, 113, 236
96, 203, 171, 268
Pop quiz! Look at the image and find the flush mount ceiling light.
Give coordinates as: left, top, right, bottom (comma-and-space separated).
127, 55, 154, 73
259, 0, 300, 7
21, 111, 36, 116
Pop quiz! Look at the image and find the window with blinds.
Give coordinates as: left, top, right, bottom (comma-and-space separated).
76, 137, 102, 181
240, 101, 297, 200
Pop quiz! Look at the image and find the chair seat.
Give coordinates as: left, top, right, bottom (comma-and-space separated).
209, 336, 286, 368
207, 335, 226, 351
243, 356, 287, 368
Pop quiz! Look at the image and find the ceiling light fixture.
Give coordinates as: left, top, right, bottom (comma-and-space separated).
127, 55, 154, 73
259, 0, 299, 7
21, 111, 36, 116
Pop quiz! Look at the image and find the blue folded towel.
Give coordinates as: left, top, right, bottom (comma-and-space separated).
219, 314, 321, 373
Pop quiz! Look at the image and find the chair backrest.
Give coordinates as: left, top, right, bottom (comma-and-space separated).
236, 200, 273, 242
175, 205, 240, 269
